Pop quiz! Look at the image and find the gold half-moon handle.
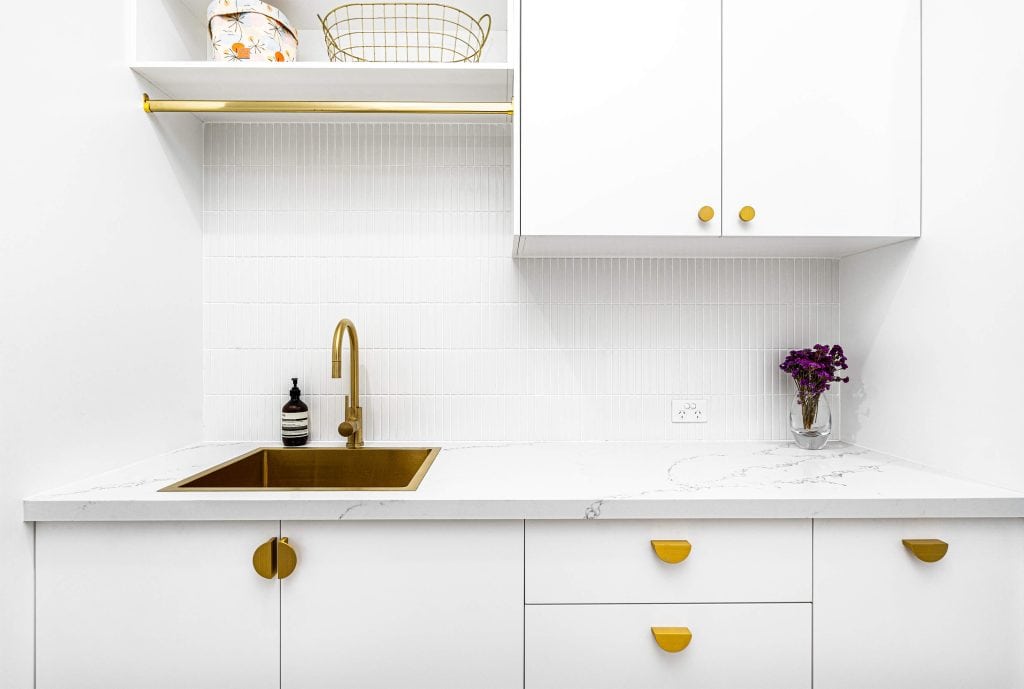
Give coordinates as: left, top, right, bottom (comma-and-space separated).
651, 627, 692, 653
252, 537, 277, 579
903, 539, 949, 563
697, 206, 715, 222
277, 537, 298, 579
651, 539, 692, 564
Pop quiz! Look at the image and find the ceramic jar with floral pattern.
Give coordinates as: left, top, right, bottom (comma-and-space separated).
208, 0, 298, 62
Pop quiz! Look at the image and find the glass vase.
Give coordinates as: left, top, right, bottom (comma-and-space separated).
789, 392, 831, 450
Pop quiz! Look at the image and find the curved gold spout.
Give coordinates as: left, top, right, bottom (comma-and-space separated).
331, 319, 363, 448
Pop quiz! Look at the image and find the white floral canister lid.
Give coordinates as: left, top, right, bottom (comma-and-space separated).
208, 0, 298, 62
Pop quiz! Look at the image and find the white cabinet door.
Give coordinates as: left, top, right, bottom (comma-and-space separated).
36, 521, 281, 689
526, 603, 811, 689
814, 519, 1024, 689
520, 0, 721, 239
281, 520, 524, 689
723, 0, 920, 238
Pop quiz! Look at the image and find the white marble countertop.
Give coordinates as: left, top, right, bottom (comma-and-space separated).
23, 441, 1024, 521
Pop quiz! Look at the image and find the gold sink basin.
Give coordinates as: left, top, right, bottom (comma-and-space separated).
161, 447, 439, 491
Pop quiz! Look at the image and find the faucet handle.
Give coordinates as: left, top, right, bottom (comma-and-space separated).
339, 394, 356, 438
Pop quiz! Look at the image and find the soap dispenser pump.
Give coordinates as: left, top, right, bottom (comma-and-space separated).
282, 378, 309, 446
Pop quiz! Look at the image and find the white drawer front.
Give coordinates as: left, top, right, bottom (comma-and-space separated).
526, 519, 811, 603
814, 518, 1024, 689
526, 603, 811, 689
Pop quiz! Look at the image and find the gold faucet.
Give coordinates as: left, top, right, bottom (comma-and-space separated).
331, 318, 363, 448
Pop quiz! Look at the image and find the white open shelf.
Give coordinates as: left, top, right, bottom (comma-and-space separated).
133, 61, 512, 100
131, 0, 515, 119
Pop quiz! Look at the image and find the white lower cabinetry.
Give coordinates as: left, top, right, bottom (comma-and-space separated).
35, 521, 281, 689
526, 603, 811, 689
813, 518, 1024, 689
524, 519, 812, 688
280, 520, 524, 689
32, 516, 1024, 687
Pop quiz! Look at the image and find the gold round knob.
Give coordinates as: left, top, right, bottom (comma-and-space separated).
738, 206, 756, 222
697, 206, 715, 222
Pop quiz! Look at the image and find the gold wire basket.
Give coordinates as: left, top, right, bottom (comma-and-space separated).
318, 3, 492, 63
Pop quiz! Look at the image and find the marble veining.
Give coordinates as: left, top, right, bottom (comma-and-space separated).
24, 441, 1024, 521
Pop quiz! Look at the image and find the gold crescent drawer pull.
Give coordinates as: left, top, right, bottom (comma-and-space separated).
903, 539, 949, 563
651, 539, 692, 564
651, 627, 692, 653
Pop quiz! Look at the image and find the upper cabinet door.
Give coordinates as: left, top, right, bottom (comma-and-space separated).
722, 0, 920, 238
520, 0, 721, 239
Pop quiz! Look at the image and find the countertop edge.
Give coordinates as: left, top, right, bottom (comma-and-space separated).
25, 497, 1024, 522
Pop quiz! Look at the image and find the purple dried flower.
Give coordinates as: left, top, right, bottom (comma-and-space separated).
780, 344, 850, 401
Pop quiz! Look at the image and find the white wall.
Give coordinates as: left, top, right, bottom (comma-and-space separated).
0, 5, 203, 686
203, 122, 841, 443
841, 0, 1024, 490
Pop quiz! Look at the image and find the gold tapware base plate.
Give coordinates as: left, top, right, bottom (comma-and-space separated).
160, 447, 439, 492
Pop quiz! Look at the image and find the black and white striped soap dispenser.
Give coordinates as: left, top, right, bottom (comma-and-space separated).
281, 378, 309, 446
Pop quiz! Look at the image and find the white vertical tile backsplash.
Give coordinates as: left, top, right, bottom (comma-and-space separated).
203, 122, 840, 442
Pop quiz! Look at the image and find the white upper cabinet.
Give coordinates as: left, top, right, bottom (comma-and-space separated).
722, 0, 920, 238
517, 0, 921, 256
519, 0, 722, 244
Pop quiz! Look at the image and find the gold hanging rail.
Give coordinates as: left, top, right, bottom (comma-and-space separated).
142, 94, 512, 116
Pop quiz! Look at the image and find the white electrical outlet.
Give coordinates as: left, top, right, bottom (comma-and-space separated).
672, 399, 708, 423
